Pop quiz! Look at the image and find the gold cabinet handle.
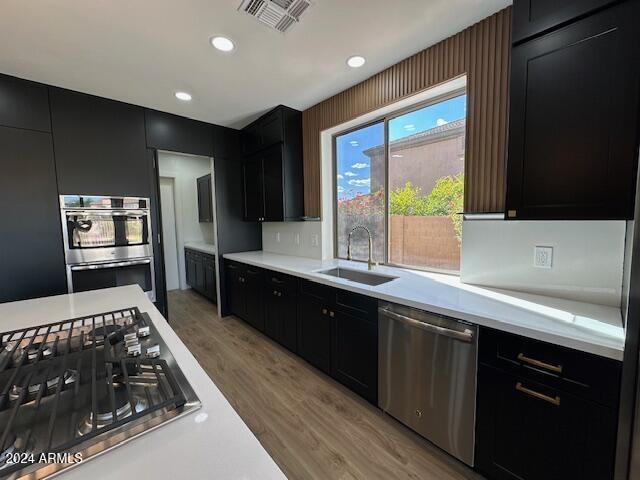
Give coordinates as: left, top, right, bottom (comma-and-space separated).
322, 308, 328, 315
515, 382, 560, 406
517, 353, 562, 374
329, 311, 335, 318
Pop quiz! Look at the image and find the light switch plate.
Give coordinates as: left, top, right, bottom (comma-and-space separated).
534, 246, 553, 269
294, 233, 300, 245
275, 232, 280, 243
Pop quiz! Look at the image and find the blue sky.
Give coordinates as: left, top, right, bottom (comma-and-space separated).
336, 94, 466, 200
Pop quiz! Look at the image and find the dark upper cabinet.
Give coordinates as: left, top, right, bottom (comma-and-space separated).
0, 74, 51, 132
241, 106, 303, 222
0, 126, 66, 302
197, 174, 213, 223
49, 88, 149, 197
506, 0, 640, 220
241, 107, 285, 156
144, 109, 213, 157
512, 0, 618, 44
242, 155, 265, 221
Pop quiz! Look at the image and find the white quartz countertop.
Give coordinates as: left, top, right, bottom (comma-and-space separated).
0, 285, 284, 480
224, 251, 625, 361
184, 241, 216, 255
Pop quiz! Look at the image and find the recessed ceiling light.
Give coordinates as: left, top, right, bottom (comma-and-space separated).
211, 36, 235, 52
392, 154, 404, 158
175, 91, 192, 101
347, 55, 366, 68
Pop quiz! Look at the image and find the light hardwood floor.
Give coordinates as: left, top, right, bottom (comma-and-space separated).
168, 289, 482, 480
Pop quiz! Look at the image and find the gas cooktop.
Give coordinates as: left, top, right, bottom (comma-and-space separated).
0, 307, 200, 479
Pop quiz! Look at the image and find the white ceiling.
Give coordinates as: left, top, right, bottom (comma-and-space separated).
0, 0, 511, 128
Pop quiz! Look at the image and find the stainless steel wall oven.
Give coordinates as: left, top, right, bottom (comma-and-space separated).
60, 195, 155, 301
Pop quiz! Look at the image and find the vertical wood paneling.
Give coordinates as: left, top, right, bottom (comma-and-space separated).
302, 7, 511, 217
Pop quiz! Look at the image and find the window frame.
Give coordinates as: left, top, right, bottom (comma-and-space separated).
332, 87, 467, 274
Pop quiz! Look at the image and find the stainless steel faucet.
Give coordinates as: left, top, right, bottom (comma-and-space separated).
346, 225, 376, 270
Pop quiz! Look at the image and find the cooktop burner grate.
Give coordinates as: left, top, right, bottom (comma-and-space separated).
0, 307, 197, 478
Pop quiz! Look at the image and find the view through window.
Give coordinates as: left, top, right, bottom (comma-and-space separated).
335, 92, 466, 272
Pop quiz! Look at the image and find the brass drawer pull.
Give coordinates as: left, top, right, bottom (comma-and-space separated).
517, 353, 562, 374
515, 382, 561, 406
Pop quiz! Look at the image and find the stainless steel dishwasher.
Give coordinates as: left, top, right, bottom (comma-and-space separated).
378, 302, 477, 466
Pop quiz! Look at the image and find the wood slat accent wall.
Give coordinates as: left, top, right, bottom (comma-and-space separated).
302, 7, 512, 217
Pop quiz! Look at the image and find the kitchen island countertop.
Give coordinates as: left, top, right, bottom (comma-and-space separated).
0, 285, 284, 480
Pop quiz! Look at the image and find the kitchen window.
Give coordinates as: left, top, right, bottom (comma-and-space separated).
334, 91, 466, 272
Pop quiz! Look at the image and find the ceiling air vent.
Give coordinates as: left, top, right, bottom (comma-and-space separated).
238, 0, 312, 33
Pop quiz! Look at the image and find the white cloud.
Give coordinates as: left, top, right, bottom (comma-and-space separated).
337, 185, 345, 193
351, 162, 369, 169
436, 118, 448, 126
344, 171, 358, 177
348, 178, 371, 187
336, 174, 344, 179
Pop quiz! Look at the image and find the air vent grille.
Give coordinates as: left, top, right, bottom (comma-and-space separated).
238, 0, 313, 33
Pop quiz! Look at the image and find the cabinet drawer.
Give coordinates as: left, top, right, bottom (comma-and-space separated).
479, 328, 621, 406
265, 270, 297, 294
299, 279, 333, 303
335, 289, 377, 321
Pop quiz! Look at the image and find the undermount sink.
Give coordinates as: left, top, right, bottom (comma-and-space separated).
317, 267, 398, 286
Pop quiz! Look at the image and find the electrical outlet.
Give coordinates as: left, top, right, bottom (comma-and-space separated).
534, 246, 553, 269
311, 234, 319, 247
275, 232, 280, 243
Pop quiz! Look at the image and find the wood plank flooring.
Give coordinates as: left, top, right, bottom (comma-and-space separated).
168, 289, 483, 480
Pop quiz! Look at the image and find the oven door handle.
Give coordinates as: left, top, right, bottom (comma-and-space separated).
65, 210, 148, 217
70, 259, 152, 271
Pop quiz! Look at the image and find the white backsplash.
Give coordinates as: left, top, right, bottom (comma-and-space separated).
262, 221, 323, 259
460, 219, 626, 307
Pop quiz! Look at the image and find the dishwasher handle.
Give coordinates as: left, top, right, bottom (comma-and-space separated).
378, 307, 474, 343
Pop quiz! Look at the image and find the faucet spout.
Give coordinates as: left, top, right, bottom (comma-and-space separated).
346, 225, 376, 270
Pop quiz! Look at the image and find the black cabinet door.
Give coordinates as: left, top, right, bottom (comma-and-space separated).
195, 256, 205, 293
0, 127, 66, 302
242, 156, 264, 221
297, 295, 332, 374
262, 144, 285, 221
512, 0, 618, 43
260, 108, 284, 147
197, 174, 213, 222
331, 308, 378, 404
265, 288, 297, 352
0, 74, 51, 132
476, 364, 617, 480
241, 122, 262, 156
186, 253, 197, 288
225, 263, 246, 319
204, 259, 217, 303
144, 109, 214, 157
506, 1, 640, 220
49, 88, 149, 197
244, 267, 265, 332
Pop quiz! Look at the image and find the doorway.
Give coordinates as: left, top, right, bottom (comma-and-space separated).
159, 177, 180, 291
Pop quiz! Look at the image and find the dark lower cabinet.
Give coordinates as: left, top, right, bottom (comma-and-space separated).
476, 327, 620, 480
225, 261, 264, 332
297, 295, 332, 374
185, 248, 216, 303
476, 365, 617, 480
0, 126, 67, 302
264, 286, 297, 352
226, 264, 378, 404
331, 300, 378, 404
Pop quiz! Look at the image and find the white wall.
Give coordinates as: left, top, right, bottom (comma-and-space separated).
158, 151, 214, 290
460, 219, 626, 307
